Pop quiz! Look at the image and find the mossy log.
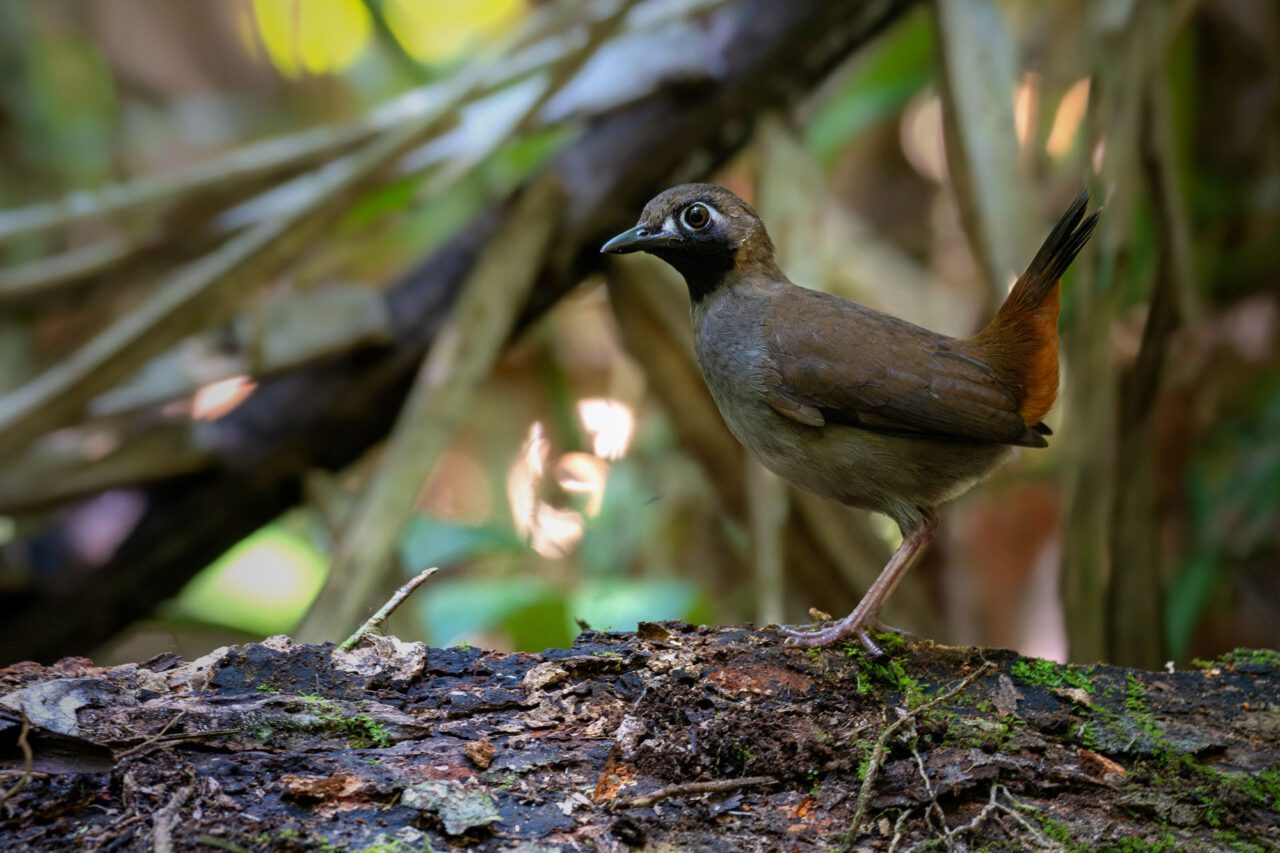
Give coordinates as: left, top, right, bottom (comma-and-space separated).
1, 625, 1277, 851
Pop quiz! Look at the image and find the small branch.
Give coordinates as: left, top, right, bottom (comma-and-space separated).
614, 775, 777, 810
115, 710, 187, 758
193, 837, 251, 853
0, 79, 478, 459
992, 788, 1061, 851
151, 785, 192, 853
887, 807, 914, 853
0, 236, 140, 306
911, 742, 950, 851
0, 713, 32, 805
337, 567, 440, 652
923, 783, 1004, 853
849, 662, 997, 834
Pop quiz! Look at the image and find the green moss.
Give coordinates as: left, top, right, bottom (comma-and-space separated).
1130, 751, 1279, 830
345, 714, 393, 749
841, 645, 924, 705
250, 694, 392, 749
1104, 834, 1179, 852
1193, 648, 1280, 670
350, 836, 431, 853
870, 630, 908, 655
1009, 657, 1093, 692
1010, 803, 1088, 852
1212, 829, 1268, 853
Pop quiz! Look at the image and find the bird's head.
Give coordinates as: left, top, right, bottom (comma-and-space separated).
601, 183, 780, 301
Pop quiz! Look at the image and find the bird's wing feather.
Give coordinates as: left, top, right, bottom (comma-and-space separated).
764, 289, 1047, 447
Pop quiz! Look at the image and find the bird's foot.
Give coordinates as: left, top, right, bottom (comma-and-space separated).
778, 614, 910, 653
778, 615, 876, 650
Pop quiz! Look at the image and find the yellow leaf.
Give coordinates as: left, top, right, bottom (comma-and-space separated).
384, 0, 524, 65
252, 0, 373, 78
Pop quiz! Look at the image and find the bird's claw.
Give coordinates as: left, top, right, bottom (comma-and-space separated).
778, 618, 896, 654
778, 618, 869, 649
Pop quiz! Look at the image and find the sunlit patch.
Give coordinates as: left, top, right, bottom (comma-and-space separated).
383, 0, 524, 65
1092, 137, 1107, 174
80, 429, 120, 461
1013, 72, 1040, 149
507, 422, 585, 558
577, 398, 635, 460
250, 0, 372, 78
900, 93, 947, 183
1047, 79, 1090, 159
192, 376, 257, 421
556, 451, 609, 517
67, 490, 147, 566
870, 513, 904, 551
171, 524, 328, 636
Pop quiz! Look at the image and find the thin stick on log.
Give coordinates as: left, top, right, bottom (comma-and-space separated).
0, 714, 32, 805
614, 774, 778, 810
337, 567, 440, 652
151, 785, 192, 853
849, 663, 997, 833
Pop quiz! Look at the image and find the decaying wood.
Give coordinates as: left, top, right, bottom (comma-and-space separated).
1, 0, 912, 664
1, 626, 1276, 851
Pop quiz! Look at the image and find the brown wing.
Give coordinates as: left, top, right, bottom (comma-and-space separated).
764, 288, 1047, 448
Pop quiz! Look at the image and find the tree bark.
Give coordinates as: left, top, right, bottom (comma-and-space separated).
1, 626, 1276, 851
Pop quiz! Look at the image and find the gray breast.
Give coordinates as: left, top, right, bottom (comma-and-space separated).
692, 292, 776, 448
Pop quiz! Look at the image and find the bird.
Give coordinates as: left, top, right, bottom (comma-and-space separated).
601, 184, 1099, 649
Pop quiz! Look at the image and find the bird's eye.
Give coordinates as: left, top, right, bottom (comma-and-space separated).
682, 203, 711, 231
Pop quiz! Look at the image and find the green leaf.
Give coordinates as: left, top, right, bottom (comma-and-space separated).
419, 576, 566, 648
399, 514, 524, 572
569, 577, 697, 634
805, 10, 934, 165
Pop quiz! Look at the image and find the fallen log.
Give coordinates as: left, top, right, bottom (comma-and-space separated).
1, 626, 1276, 850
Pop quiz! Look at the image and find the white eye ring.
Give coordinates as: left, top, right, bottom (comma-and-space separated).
682, 203, 712, 231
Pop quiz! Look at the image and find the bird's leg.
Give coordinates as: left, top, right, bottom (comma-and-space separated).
779, 516, 937, 648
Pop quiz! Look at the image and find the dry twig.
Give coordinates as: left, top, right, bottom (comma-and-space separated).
151, 784, 193, 853
338, 566, 440, 652
848, 662, 997, 835
614, 775, 777, 810
115, 710, 187, 758
0, 714, 32, 806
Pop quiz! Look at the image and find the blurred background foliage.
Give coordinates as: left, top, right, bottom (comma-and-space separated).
0, 0, 1275, 668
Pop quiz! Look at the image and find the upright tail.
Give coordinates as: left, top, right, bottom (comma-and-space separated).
1003, 189, 1100, 314
974, 190, 1100, 425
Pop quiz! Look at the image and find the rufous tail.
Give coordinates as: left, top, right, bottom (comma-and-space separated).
975, 190, 1100, 424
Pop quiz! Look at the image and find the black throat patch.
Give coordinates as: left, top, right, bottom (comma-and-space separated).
652, 243, 737, 303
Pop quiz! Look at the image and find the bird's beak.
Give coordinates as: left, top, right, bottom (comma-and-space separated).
600, 224, 678, 254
